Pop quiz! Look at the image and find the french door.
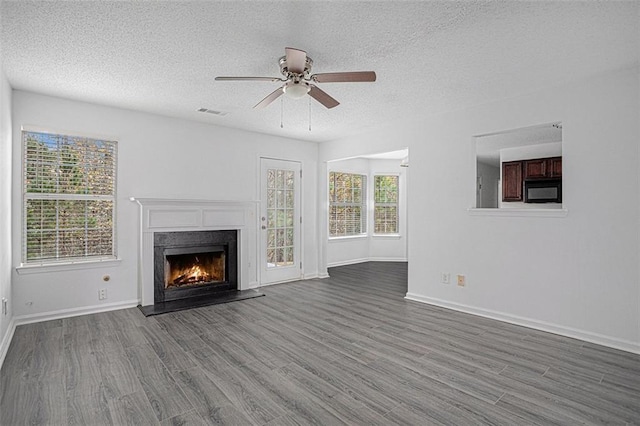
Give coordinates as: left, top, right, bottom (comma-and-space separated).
260, 158, 301, 285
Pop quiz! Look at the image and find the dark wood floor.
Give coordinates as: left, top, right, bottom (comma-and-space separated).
1, 262, 639, 425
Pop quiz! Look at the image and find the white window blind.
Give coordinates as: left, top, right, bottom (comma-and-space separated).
329, 172, 367, 237
374, 175, 399, 234
22, 131, 117, 264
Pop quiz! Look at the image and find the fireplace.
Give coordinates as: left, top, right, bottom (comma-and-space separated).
133, 198, 261, 313
154, 230, 238, 304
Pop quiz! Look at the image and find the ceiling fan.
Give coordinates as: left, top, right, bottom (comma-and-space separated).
215, 47, 376, 109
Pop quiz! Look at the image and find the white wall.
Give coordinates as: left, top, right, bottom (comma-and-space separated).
325, 158, 408, 267
476, 161, 499, 208
328, 67, 640, 353
0, 53, 14, 365
10, 91, 319, 319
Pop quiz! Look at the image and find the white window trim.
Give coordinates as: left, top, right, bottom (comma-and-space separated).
16, 258, 122, 274
22, 124, 118, 144
328, 234, 368, 241
371, 234, 402, 239
21, 129, 118, 266
372, 173, 400, 236
328, 171, 368, 238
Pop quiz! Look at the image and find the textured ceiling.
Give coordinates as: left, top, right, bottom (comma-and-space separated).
1, 1, 638, 143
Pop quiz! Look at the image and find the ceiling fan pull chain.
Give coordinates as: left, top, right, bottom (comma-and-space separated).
308, 96, 312, 132
280, 96, 284, 129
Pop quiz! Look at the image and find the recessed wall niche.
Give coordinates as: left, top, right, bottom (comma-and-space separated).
475, 123, 562, 209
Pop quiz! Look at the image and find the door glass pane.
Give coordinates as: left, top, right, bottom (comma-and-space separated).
267, 189, 275, 208
276, 190, 285, 208
267, 170, 275, 189
266, 168, 295, 268
285, 190, 293, 208
285, 171, 294, 189
276, 170, 284, 189
267, 209, 275, 228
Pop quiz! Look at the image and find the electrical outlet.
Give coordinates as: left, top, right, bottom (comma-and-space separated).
457, 275, 466, 287
98, 289, 107, 300
441, 273, 450, 284
1, 298, 7, 315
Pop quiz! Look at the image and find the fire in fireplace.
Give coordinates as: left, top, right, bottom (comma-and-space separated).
165, 247, 225, 289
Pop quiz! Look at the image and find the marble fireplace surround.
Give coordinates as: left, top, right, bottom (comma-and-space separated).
132, 198, 259, 307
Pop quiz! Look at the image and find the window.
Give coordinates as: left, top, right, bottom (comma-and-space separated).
329, 172, 367, 237
374, 175, 399, 234
23, 130, 117, 264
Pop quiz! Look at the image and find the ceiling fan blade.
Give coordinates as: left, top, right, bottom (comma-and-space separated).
311, 71, 377, 83
215, 76, 282, 82
285, 47, 307, 74
254, 87, 284, 109
308, 85, 340, 109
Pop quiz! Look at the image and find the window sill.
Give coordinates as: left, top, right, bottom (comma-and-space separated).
467, 208, 568, 218
328, 235, 368, 241
372, 234, 402, 239
16, 258, 122, 275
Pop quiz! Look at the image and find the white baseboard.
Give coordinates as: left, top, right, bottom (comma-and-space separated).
328, 258, 407, 268
405, 293, 640, 355
368, 257, 408, 262
318, 272, 330, 279
13, 299, 140, 327
0, 317, 17, 371
327, 258, 369, 268
258, 273, 324, 287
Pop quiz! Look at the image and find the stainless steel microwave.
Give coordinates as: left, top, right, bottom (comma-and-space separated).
524, 179, 562, 203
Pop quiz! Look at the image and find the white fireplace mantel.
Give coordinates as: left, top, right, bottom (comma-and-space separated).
131, 198, 259, 306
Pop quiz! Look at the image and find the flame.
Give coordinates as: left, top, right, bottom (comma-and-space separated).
166, 253, 224, 288
177, 264, 212, 284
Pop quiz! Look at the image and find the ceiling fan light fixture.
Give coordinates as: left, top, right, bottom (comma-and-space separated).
283, 81, 310, 99
215, 47, 376, 109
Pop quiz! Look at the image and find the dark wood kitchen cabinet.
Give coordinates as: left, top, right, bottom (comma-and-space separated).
524, 159, 547, 179
524, 157, 562, 180
502, 161, 523, 201
502, 156, 562, 202
549, 157, 562, 177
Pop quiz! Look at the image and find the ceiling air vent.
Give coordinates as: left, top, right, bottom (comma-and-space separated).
197, 108, 228, 116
